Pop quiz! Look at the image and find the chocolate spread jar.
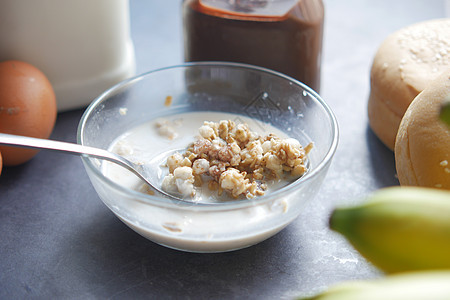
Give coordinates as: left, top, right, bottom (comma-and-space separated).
182, 0, 324, 92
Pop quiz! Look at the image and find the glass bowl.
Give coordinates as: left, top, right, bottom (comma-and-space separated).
77, 62, 338, 253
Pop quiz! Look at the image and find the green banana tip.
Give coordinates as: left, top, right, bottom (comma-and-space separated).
328, 207, 350, 234
328, 209, 338, 231
440, 98, 450, 127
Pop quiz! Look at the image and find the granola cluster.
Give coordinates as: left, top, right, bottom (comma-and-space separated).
161, 120, 312, 199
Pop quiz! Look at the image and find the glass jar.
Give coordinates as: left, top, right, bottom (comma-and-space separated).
182, 0, 324, 92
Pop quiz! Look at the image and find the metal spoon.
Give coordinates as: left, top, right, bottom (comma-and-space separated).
0, 133, 184, 201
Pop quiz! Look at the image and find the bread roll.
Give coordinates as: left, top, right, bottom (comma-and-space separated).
395, 70, 450, 190
368, 18, 450, 150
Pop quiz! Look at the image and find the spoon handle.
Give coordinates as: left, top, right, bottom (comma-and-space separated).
0, 133, 129, 168
0, 133, 183, 201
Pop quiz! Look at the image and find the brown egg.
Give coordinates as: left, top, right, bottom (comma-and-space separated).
0, 60, 57, 166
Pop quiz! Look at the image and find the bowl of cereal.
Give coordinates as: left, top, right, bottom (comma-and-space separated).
78, 62, 338, 252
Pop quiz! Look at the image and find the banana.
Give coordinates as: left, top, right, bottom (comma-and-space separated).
441, 99, 450, 127
329, 186, 450, 273
300, 271, 450, 300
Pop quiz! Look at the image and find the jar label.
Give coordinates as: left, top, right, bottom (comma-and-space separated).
199, 0, 297, 17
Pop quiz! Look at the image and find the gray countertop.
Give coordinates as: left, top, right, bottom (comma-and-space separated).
0, 1, 447, 298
